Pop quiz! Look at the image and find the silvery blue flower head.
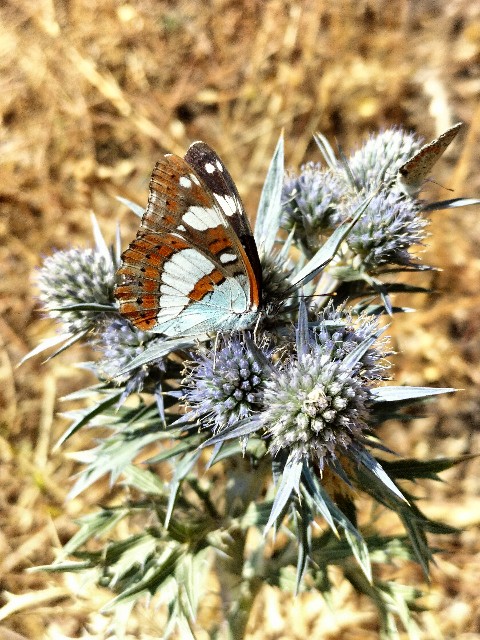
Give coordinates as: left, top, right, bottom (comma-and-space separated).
339, 189, 428, 272
347, 127, 423, 190
37, 246, 116, 334
183, 335, 270, 434
262, 304, 388, 468
281, 163, 344, 255
314, 302, 390, 381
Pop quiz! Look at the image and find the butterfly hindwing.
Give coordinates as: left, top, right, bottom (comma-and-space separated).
115, 143, 261, 335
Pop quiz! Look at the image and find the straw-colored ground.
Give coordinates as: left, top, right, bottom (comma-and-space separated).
1, 1, 480, 638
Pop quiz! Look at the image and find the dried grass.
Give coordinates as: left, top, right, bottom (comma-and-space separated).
1, 0, 480, 637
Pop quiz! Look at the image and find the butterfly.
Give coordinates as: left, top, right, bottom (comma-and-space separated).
397, 122, 463, 196
114, 142, 263, 337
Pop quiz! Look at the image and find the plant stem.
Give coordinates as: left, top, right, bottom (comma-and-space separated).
215, 458, 270, 639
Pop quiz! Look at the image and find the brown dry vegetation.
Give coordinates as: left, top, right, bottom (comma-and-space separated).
1, 1, 480, 638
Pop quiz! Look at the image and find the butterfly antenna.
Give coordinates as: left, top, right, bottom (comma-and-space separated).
424, 178, 455, 192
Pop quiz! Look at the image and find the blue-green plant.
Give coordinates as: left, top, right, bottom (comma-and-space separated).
30, 128, 478, 639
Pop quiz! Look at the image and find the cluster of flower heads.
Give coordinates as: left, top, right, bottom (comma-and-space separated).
281, 127, 427, 269
96, 317, 166, 399
181, 303, 389, 468
35, 126, 431, 472
33, 126, 470, 623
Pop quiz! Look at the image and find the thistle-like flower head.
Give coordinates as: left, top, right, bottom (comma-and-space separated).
314, 303, 390, 380
342, 189, 428, 271
282, 163, 344, 254
96, 317, 165, 397
37, 247, 116, 334
347, 127, 422, 190
263, 307, 388, 468
183, 335, 270, 433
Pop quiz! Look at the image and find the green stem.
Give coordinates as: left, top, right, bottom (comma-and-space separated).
215, 526, 263, 640
214, 457, 270, 639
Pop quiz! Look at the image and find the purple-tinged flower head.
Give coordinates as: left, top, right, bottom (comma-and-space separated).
282, 163, 344, 254
96, 317, 165, 397
37, 247, 116, 334
347, 127, 423, 191
340, 189, 428, 272
262, 308, 389, 468
183, 335, 270, 433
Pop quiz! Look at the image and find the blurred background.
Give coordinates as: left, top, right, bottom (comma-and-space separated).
1, 1, 480, 638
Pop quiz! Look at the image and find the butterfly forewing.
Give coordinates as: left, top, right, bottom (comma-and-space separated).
397, 122, 463, 196
185, 142, 263, 290
114, 142, 261, 335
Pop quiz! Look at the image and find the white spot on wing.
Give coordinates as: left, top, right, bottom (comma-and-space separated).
214, 193, 237, 217
179, 176, 192, 189
183, 206, 222, 230
205, 162, 215, 174
157, 294, 189, 319
163, 248, 215, 280
215, 159, 223, 172
220, 253, 237, 264
161, 271, 195, 295
190, 174, 201, 186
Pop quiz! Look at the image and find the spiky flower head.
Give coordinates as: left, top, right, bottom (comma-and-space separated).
96, 317, 165, 398
340, 189, 428, 272
347, 127, 423, 190
37, 247, 116, 334
262, 308, 388, 467
183, 335, 270, 433
282, 163, 344, 255
314, 302, 390, 381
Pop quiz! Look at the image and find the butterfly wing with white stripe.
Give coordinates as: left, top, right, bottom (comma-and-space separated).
184, 141, 263, 289
115, 143, 261, 336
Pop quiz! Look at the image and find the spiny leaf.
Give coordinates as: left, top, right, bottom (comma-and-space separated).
165, 449, 202, 528
56, 389, 124, 448
255, 133, 284, 254
291, 192, 375, 288
265, 453, 303, 534
371, 386, 456, 403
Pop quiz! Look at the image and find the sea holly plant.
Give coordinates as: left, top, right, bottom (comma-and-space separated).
31, 128, 478, 639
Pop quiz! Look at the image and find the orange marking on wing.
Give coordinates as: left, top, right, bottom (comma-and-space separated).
136, 316, 157, 330
115, 265, 138, 279
121, 247, 151, 264
142, 265, 161, 280
189, 270, 225, 301
244, 260, 260, 307
190, 181, 214, 206
126, 310, 158, 330
114, 285, 138, 301
136, 294, 157, 309
119, 302, 142, 315
141, 279, 158, 293
204, 226, 233, 255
